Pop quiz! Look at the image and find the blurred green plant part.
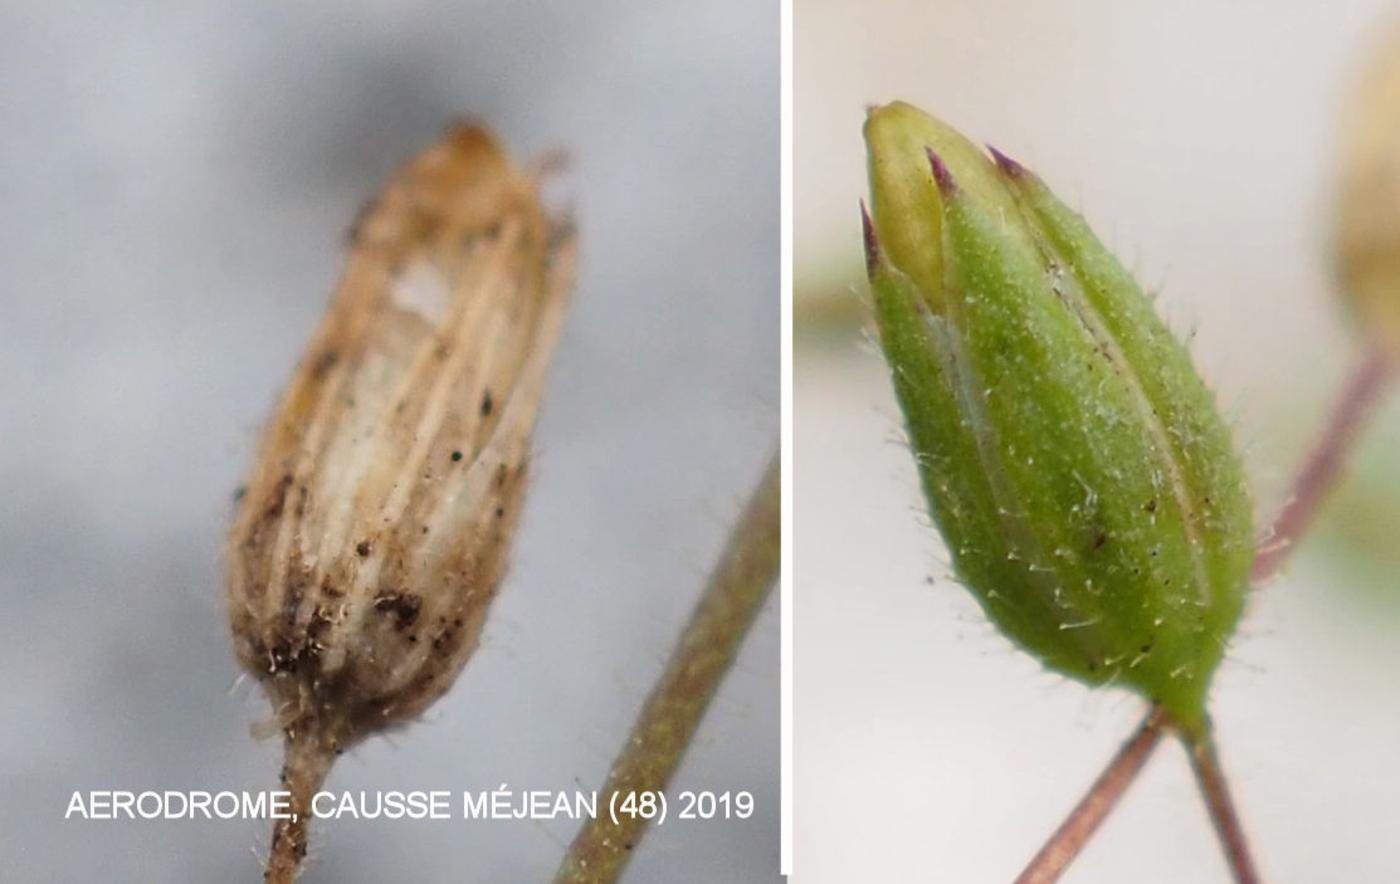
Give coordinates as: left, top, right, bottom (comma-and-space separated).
794, 264, 866, 341
1309, 407, 1400, 607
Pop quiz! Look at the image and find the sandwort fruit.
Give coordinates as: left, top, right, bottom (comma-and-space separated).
863, 101, 1252, 731
226, 124, 575, 881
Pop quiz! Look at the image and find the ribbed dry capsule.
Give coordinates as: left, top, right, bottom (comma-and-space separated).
863, 102, 1252, 731
226, 124, 574, 879
1337, 23, 1400, 350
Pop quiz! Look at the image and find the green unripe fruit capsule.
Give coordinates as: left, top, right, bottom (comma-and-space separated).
863, 101, 1253, 731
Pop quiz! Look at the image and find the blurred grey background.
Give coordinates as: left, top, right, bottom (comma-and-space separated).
796, 1, 1400, 882
0, 1, 778, 881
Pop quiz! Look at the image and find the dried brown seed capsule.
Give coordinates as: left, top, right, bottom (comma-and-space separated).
226, 124, 575, 881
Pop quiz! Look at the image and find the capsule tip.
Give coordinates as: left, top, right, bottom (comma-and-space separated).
986, 144, 1025, 178
925, 147, 957, 195
860, 200, 881, 274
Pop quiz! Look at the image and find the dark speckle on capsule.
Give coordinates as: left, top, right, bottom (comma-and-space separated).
373, 591, 422, 630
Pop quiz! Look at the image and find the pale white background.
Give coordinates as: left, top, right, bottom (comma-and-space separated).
796, 2, 1400, 882
0, 2, 778, 881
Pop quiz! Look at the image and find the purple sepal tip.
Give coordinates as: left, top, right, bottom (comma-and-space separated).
925, 148, 957, 195
860, 200, 881, 273
986, 144, 1025, 177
